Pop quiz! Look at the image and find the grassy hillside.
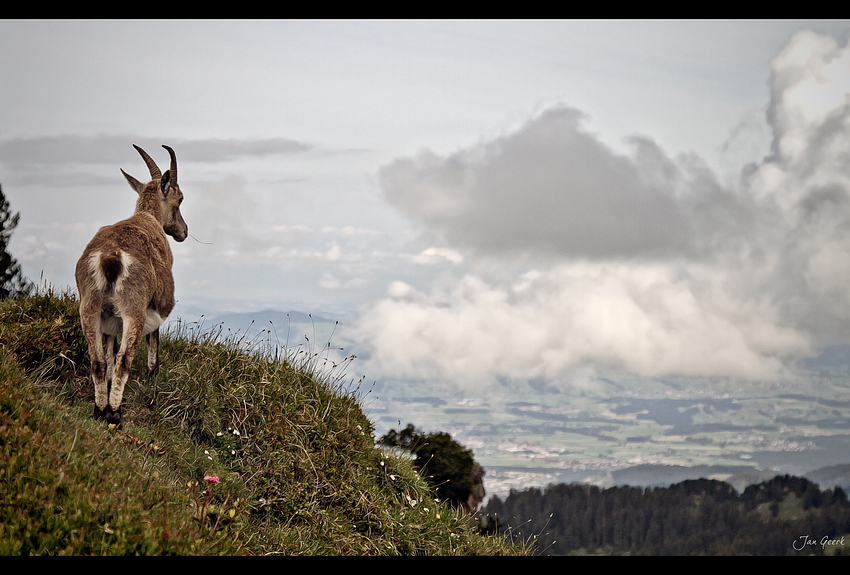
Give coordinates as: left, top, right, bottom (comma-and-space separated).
0, 288, 527, 555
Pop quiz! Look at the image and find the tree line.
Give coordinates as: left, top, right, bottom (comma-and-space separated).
481, 475, 850, 555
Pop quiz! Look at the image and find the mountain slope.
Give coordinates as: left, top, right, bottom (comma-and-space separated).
0, 288, 526, 555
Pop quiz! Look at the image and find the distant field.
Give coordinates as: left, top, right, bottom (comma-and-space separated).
367, 369, 850, 498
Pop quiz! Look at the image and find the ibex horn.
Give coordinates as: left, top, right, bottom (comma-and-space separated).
132, 145, 162, 180
162, 145, 177, 185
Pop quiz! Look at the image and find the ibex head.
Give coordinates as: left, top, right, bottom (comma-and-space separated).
120, 144, 188, 242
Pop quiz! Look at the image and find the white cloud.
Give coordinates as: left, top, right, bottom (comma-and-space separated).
357, 263, 807, 387
357, 29, 850, 388
325, 244, 342, 261
319, 271, 368, 291
411, 247, 464, 265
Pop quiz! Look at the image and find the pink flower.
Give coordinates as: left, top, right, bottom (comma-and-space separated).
204, 475, 220, 484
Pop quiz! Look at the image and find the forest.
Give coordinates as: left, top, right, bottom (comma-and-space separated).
480, 475, 850, 555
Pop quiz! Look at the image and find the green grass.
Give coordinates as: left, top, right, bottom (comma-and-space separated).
0, 287, 527, 555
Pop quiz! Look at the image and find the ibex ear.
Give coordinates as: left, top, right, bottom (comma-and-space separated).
160, 170, 171, 199
121, 169, 145, 195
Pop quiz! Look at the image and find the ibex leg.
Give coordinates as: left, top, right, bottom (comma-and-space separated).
146, 329, 160, 375
107, 310, 145, 428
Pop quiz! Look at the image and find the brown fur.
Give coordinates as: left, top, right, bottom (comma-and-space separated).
75, 145, 187, 428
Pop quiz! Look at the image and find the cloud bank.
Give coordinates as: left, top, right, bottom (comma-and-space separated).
357, 29, 850, 387
0, 134, 309, 168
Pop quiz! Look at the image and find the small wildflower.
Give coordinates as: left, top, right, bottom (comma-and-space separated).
233, 429, 240, 436
204, 475, 220, 484
217, 431, 223, 436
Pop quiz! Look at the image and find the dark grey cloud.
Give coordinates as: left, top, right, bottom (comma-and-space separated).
0, 134, 311, 165
379, 106, 750, 260
0, 170, 115, 188
173, 138, 312, 162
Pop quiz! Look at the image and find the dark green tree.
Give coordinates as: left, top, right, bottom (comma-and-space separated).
0, 184, 33, 298
380, 423, 483, 511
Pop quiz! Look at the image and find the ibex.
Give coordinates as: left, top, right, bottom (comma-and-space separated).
75, 144, 187, 428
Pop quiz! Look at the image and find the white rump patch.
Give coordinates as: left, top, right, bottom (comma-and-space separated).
87, 250, 134, 293
87, 251, 107, 292
113, 252, 134, 293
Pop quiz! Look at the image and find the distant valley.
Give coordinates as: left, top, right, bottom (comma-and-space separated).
172, 307, 850, 500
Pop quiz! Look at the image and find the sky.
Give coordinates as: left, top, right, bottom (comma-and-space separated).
3, 19, 850, 396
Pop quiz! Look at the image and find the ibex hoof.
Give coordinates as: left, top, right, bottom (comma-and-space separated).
93, 405, 108, 421
105, 406, 123, 429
